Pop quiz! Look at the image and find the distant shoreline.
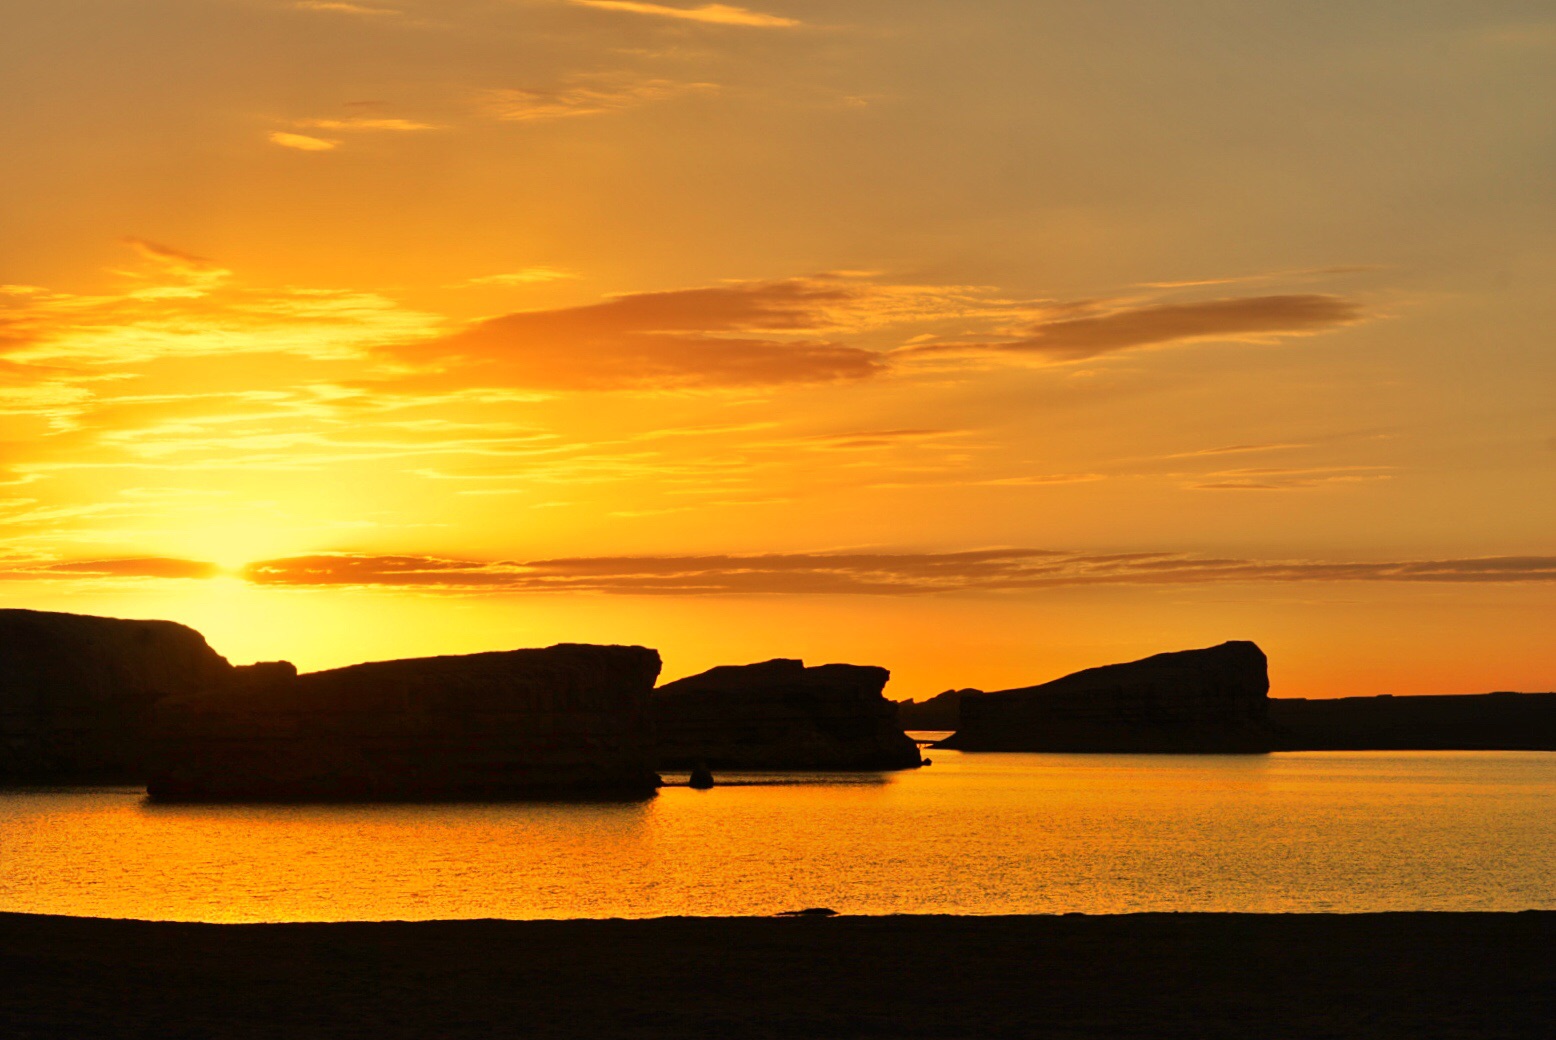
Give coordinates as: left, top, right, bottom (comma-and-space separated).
4, 910, 1552, 1038
898, 690, 1556, 751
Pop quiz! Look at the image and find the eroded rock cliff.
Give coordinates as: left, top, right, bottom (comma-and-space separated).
0, 609, 235, 781
148, 643, 662, 800
936, 641, 1272, 753
653, 659, 923, 770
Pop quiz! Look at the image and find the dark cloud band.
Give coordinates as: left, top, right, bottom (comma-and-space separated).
235, 549, 1556, 594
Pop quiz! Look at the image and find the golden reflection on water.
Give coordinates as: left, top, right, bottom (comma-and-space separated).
2, 749, 1554, 922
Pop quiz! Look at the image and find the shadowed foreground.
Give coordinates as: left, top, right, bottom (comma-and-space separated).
2, 911, 1551, 1038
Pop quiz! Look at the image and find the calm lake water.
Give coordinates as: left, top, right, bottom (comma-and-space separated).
3, 743, 1553, 922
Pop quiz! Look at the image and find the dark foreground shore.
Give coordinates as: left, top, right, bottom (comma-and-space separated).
3, 911, 1552, 1038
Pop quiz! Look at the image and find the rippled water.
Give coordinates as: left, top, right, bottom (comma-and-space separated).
2, 744, 1553, 922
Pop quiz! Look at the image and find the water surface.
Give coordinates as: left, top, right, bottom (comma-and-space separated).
3, 747, 1552, 922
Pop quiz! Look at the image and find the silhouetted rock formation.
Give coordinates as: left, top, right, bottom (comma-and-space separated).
894, 688, 981, 731
0, 609, 235, 782
653, 659, 923, 770
1271, 691, 1556, 750
147, 644, 662, 800
936, 641, 1272, 753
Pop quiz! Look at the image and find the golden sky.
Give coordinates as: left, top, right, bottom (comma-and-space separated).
2, 1, 1553, 697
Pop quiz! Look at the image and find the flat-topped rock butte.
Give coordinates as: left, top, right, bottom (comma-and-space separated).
653, 658, 923, 771
935, 640, 1274, 753
148, 644, 663, 801
897, 646, 1556, 752
0, 609, 235, 782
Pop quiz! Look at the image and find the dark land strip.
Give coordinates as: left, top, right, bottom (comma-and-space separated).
2, 911, 1552, 1038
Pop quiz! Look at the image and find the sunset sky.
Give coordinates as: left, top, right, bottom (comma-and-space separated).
2, 1, 1552, 697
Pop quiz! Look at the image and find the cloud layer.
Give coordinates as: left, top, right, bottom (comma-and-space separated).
11, 547, 1550, 593
234, 549, 1556, 593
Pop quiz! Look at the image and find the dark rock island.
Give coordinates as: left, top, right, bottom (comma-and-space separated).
936, 641, 1273, 753
653, 659, 924, 770
147, 644, 663, 800
8, 607, 1551, 796
0, 608, 236, 782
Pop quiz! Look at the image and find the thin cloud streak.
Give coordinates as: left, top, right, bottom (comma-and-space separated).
296, 117, 436, 132
292, 2, 399, 14
908, 294, 1366, 362
268, 131, 339, 151
569, 1, 799, 28
480, 78, 716, 123
467, 268, 578, 286
0, 557, 220, 581
12, 549, 1553, 592
234, 550, 1556, 594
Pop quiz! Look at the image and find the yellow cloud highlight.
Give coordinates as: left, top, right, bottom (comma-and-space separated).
118, 239, 231, 297
468, 268, 578, 286
570, 1, 798, 27
3, 242, 441, 367
268, 131, 338, 151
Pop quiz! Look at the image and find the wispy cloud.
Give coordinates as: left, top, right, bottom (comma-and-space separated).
2, 241, 441, 369
0, 555, 220, 582
1187, 465, 1391, 491
480, 77, 716, 123
467, 267, 578, 286
296, 117, 436, 132
1141, 266, 1383, 290
568, 1, 799, 28
1164, 442, 1309, 459
39, 557, 221, 579
292, 1, 399, 15
268, 131, 339, 151
908, 294, 1366, 362
269, 114, 436, 153
116, 239, 231, 297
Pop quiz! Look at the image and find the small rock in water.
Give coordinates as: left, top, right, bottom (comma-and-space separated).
688, 765, 715, 789
778, 907, 838, 917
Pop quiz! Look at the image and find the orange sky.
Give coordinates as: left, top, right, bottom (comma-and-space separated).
2, 1, 1553, 697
